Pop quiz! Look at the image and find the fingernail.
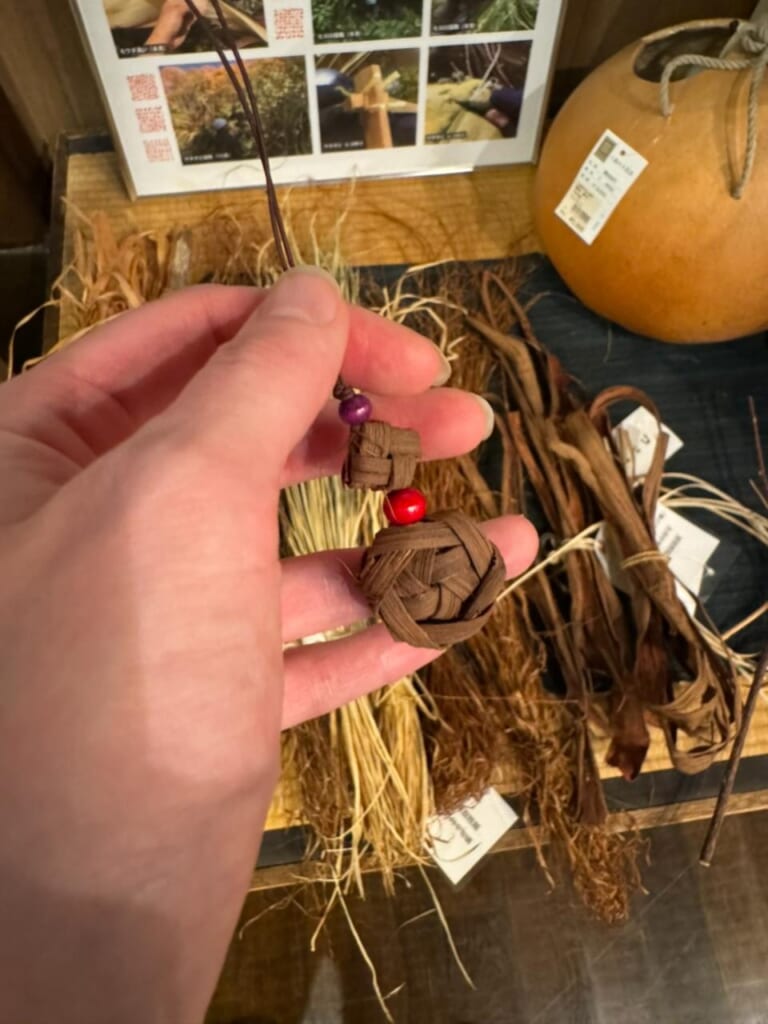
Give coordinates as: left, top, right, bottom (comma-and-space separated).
475, 395, 496, 439
261, 266, 341, 325
433, 351, 452, 386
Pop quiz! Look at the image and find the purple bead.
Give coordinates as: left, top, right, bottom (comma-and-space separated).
339, 393, 373, 425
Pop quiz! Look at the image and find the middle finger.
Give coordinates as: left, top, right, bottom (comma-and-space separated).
281, 387, 495, 487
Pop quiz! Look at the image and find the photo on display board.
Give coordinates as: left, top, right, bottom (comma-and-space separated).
430, 0, 538, 35
424, 41, 531, 144
312, 0, 422, 43
316, 50, 419, 152
103, 0, 267, 58
160, 58, 310, 163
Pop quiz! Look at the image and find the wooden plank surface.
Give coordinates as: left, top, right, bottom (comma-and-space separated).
58, 149, 540, 280
250, 785, 768, 892
0, 0, 105, 162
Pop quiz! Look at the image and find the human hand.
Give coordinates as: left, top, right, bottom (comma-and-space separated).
0, 269, 537, 1022
146, 0, 205, 49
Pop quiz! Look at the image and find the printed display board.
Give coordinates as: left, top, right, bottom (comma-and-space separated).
71, 0, 565, 196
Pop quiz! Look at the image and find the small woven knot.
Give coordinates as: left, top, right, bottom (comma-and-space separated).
343, 420, 421, 490
359, 511, 506, 649
741, 20, 768, 54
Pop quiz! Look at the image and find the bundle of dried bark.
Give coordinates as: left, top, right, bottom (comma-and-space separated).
467, 270, 740, 795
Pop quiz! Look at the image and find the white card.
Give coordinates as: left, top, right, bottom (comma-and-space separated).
426, 788, 518, 885
555, 129, 647, 245
596, 505, 720, 616
613, 406, 683, 479
654, 505, 720, 613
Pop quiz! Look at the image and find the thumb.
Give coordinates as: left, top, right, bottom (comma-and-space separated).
154, 267, 348, 481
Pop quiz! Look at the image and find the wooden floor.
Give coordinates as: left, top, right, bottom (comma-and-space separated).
209, 809, 768, 1024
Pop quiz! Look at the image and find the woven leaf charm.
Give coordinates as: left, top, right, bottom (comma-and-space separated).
359, 511, 505, 649
342, 421, 421, 491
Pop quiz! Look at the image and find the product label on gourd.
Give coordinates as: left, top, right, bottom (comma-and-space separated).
426, 788, 518, 885
555, 129, 647, 245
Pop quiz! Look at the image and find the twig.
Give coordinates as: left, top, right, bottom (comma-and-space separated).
748, 396, 768, 506
699, 643, 768, 866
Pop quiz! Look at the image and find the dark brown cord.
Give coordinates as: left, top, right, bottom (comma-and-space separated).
180, 0, 355, 399
180, 0, 294, 271
208, 0, 294, 267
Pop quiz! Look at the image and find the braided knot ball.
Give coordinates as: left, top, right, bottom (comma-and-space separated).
343, 420, 421, 491
359, 511, 505, 649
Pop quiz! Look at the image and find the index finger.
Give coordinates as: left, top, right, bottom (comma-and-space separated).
6, 282, 449, 439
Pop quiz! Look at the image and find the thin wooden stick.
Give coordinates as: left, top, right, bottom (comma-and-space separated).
749, 396, 768, 505
699, 643, 768, 866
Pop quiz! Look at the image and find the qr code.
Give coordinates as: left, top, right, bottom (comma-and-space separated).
136, 106, 167, 134
127, 73, 159, 102
274, 7, 304, 39
143, 138, 173, 163
595, 136, 616, 162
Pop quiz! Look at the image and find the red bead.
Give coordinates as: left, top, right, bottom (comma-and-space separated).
383, 487, 427, 526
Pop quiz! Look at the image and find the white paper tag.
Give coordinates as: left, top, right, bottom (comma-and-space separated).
426, 788, 518, 885
613, 406, 683, 479
555, 130, 647, 245
655, 505, 720, 613
596, 506, 720, 616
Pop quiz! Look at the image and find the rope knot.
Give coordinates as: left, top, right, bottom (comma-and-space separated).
359, 511, 505, 649
741, 19, 768, 54
658, 19, 768, 198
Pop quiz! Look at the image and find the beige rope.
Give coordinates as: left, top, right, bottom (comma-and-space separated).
620, 550, 669, 571
659, 19, 768, 198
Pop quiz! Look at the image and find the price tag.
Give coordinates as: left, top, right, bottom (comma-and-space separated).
597, 506, 720, 616
426, 788, 518, 885
556, 129, 647, 245
613, 406, 683, 479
